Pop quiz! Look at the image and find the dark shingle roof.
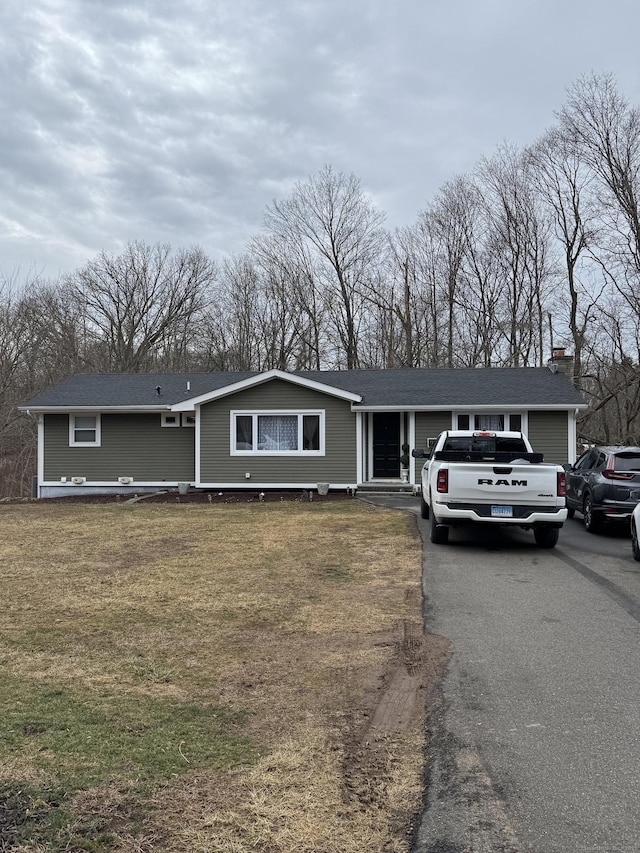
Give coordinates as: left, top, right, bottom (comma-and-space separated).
21, 367, 585, 410
23, 372, 256, 408
300, 368, 584, 407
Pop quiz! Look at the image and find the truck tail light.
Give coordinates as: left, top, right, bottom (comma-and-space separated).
557, 471, 566, 498
437, 469, 448, 493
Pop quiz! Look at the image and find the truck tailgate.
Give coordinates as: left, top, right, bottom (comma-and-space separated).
445, 462, 561, 506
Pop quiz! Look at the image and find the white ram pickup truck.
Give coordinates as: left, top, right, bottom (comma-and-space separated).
414, 430, 567, 548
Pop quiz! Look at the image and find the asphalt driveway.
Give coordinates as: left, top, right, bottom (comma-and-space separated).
360, 493, 640, 853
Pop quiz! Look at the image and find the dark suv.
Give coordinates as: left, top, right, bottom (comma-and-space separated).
565, 446, 640, 532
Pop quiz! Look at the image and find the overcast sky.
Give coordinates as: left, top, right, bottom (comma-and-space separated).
1, 0, 639, 282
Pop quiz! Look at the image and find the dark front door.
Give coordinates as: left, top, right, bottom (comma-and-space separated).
372, 413, 400, 478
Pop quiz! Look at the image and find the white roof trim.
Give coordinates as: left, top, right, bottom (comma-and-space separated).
171, 369, 362, 410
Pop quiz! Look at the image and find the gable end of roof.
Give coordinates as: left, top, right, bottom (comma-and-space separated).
171, 369, 363, 410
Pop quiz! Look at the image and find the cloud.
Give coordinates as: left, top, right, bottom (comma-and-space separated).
0, 0, 639, 279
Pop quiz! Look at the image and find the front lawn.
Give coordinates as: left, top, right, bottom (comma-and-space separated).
0, 500, 434, 852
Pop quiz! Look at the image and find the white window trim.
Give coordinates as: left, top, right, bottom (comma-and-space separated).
230, 409, 325, 456
181, 413, 196, 427
161, 413, 180, 427
69, 413, 101, 447
452, 411, 528, 433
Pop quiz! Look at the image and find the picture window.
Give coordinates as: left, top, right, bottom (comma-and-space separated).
232, 411, 324, 455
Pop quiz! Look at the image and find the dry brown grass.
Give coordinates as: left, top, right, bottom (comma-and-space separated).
0, 500, 436, 852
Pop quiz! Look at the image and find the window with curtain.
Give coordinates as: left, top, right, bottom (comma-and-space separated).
232, 412, 323, 454
302, 415, 320, 450
258, 415, 297, 450
235, 415, 253, 450
456, 413, 524, 432
474, 414, 505, 431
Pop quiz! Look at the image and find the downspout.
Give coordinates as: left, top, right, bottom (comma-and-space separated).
194, 405, 200, 486
25, 410, 43, 499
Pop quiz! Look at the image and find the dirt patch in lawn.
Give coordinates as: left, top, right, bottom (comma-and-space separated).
0, 500, 449, 852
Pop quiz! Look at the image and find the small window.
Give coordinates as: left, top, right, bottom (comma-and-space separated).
232, 411, 324, 455
302, 415, 320, 450
161, 414, 180, 427
457, 414, 470, 430
509, 414, 522, 431
235, 415, 253, 450
181, 413, 196, 427
69, 414, 101, 447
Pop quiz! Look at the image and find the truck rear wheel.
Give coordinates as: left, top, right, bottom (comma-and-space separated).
430, 515, 449, 544
534, 526, 559, 548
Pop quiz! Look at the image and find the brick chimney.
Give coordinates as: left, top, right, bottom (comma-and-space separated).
547, 348, 575, 383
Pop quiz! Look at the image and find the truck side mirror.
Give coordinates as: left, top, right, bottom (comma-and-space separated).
412, 449, 426, 459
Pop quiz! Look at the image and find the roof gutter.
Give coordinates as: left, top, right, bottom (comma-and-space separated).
17, 405, 174, 413
351, 403, 589, 412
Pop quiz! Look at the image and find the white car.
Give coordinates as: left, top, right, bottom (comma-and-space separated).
632, 503, 640, 561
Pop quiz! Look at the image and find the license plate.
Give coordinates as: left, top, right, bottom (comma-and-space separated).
491, 505, 513, 518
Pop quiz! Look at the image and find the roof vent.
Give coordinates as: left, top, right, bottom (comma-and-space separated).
155, 385, 162, 396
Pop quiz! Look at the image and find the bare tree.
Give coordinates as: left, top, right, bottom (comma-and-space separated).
384, 227, 421, 366
67, 241, 217, 372
456, 195, 503, 367
406, 216, 450, 365
416, 179, 471, 367
527, 128, 604, 386
209, 254, 264, 371
250, 233, 327, 370
478, 144, 553, 366
577, 294, 640, 444
0, 275, 67, 495
559, 74, 640, 316
263, 165, 386, 369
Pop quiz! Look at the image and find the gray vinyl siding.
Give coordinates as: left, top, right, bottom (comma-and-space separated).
43, 414, 195, 481
199, 379, 357, 484
414, 411, 453, 450
413, 412, 452, 483
526, 411, 569, 465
